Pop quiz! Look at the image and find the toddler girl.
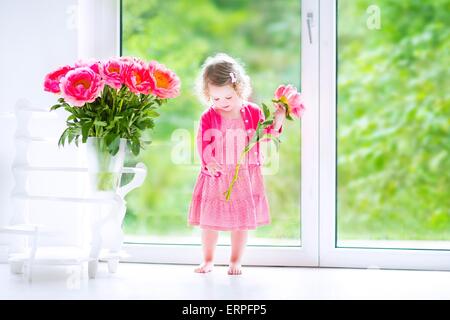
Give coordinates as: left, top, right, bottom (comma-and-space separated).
188, 53, 285, 275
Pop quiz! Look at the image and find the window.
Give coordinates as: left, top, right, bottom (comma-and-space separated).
319, 0, 450, 271
121, 0, 303, 247
336, 0, 450, 249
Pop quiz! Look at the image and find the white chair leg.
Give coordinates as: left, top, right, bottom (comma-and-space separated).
23, 262, 33, 283
107, 258, 119, 273
88, 260, 98, 279
27, 265, 33, 283
10, 261, 24, 274
80, 262, 85, 280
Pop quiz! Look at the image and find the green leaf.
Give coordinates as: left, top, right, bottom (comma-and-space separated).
146, 110, 160, 117
50, 103, 62, 111
131, 136, 141, 156
81, 122, 93, 143
67, 114, 77, 121
94, 120, 107, 126
106, 134, 121, 156
262, 103, 271, 119
68, 131, 76, 144
58, 128, 70, 147
131, 142, 140, 156
135, 118, 155, 130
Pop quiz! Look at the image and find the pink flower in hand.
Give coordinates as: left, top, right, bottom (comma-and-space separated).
148, 60, 181, 99
274, 84, 305, 119
44, 65, 73, 93
100, 58, 126, 89
224, 85, 304, 201
124, 59, 155, 95
59, 67, 105, 107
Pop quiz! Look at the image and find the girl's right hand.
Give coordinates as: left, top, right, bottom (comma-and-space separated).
206, 162, 223, 177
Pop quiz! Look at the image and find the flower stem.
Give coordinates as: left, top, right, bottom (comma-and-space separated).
223, 141, 257, 201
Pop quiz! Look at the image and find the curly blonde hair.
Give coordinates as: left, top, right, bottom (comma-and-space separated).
194, 53, 252, 106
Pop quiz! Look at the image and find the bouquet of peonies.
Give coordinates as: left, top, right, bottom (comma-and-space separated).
223, 84, 305, 201
44, 56, 181, 156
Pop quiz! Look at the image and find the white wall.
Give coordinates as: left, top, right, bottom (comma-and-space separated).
0, 0, 79, 260
0, 0, 121, 262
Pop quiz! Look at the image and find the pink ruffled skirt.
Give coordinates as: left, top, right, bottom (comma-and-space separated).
188, 163, 271, 231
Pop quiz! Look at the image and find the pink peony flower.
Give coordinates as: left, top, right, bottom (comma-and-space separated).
123, 59, 155, 95
100, 58, 126, 89
274, 84, 305, 118
74, 59, 102, 75
43, 65, 73, 93
59, 67, 105, 107
148, 60, 181, 99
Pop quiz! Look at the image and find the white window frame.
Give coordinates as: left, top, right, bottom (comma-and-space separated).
319, 0, 450, 271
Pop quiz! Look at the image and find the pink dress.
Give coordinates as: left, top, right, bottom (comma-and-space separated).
188, 116, 271, 231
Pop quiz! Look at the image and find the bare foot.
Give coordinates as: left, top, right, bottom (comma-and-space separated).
227, 262, 242, 275
194, 261, 214, 273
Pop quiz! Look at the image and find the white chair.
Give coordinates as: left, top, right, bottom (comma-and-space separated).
2, 102, 147, 282
1, 223, 90, 282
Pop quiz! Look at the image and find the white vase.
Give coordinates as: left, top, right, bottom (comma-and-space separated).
86, 137, 127, 194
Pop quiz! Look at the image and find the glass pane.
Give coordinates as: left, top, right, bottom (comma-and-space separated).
121, 0, 302, 246
337, 0, 450, 249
